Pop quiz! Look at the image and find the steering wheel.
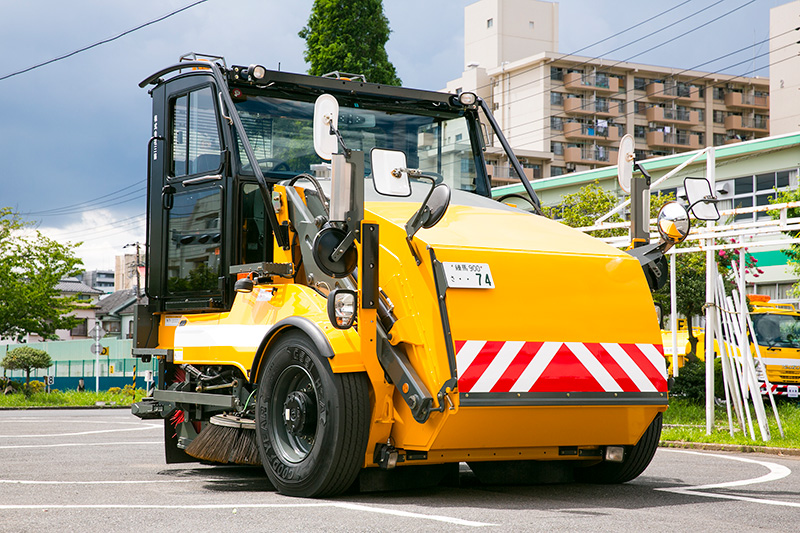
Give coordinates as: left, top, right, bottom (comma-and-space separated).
241, 158, 290, 173
497, 193, 537, 211
411, 171, 444, 185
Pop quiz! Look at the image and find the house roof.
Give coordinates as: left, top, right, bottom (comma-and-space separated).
97, 288, 137, 317
55, 277, 103, 295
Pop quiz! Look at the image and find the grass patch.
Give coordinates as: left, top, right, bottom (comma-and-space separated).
663, 397, 800, 448
0, 388, 147, 408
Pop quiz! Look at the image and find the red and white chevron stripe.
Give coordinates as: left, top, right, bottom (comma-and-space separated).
759, 383, 799, 398
455, 340, 668, 394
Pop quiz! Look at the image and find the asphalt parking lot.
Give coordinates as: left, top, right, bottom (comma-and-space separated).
2, 409, 799, 532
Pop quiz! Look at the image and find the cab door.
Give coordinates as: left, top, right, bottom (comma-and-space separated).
147, 76, 232, 312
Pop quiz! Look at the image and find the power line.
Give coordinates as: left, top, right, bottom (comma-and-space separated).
471, 0, 718, 96
492, 0, 757, 121
0, 0, 209, 82
24, 180, 145, 216
508, 36, 792, 145
503, 29, 792, 143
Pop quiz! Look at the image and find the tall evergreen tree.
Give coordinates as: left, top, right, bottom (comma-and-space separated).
299, 0, 401, 86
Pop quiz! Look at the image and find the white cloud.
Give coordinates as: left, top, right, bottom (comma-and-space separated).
36, 209, 146, 272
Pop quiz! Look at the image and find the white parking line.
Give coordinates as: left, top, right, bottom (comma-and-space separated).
0, 424, 161, 438
658, 449, 798, 507
0, 440, 161, 449
0, 502, 494, 526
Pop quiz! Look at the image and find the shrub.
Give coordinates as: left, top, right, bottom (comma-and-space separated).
28, 380, 45, 394
108, 387, 122, 395
671, 357, 724, 402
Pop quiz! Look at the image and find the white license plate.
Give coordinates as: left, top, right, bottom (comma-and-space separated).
788, 385, 799, 398
442, 262, 495, 289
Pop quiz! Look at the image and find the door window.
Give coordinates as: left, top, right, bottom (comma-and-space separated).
171, 87, 222, 177
166, 186, 222, 294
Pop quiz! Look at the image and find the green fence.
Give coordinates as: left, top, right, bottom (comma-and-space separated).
0, 339, 156, 387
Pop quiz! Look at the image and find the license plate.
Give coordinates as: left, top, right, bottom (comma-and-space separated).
442, 262, 495, 289
788, 385, 799, 398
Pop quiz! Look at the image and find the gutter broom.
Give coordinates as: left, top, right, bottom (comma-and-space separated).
185, 414, 261, 465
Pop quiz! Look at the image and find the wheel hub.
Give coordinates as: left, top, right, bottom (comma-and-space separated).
283, 390, 316, 437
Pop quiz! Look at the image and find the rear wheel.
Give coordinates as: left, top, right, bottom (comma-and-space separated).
575, 412, 663, 484
255, 331, 370, 497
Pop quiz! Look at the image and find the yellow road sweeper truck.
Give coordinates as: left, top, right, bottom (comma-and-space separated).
131, 54, 701, 497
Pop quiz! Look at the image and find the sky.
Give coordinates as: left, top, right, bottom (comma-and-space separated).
0, 0, 781, 271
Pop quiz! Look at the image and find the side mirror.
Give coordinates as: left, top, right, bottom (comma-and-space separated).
656, 202, 690, 250
617, 134, 635, 194
684, 177, 720, 221
313, 94, 339, 160
370, 148, 411, 197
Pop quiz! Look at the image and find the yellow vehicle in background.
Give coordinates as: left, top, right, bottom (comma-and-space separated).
666, 295, 800, 398
748, 295, 800, 397
660, 319, 690, 376
130, 54, 702, 497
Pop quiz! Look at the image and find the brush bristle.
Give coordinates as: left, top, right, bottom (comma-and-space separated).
184, 416, 261, 465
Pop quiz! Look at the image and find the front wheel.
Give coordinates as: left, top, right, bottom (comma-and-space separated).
255, 331, 370, 497
575, 412, 663, 484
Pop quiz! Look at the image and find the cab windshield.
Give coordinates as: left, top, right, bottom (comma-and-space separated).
233, 95, 480, 193
752, 313, 800, 348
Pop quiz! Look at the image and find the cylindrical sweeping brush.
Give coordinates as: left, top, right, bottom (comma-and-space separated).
184, 414, 261, 465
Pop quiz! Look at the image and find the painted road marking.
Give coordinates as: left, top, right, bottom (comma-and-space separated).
658, 449, 797, 508
0, 423, 161, 438
0, 502, 494, 527
0, 440, 161, 449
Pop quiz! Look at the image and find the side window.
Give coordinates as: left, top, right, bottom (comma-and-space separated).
166, 186, 222, 294
240, 184, 271, 264
170, 87, 222, 178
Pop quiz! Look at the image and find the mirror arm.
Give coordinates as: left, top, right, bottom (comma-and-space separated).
404, 175, 437, 266
330, 229, 357, 262
329, 123, 351, 158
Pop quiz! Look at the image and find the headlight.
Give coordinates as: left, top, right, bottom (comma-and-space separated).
327, 289, 357, 329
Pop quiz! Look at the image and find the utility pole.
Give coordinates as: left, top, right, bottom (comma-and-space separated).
124, 242, 143, 301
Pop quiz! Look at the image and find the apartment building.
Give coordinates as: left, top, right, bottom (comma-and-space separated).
447, 0, 772, 185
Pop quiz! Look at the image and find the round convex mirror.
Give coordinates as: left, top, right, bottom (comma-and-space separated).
656, 202, 690, 246
422, 184, 451, 229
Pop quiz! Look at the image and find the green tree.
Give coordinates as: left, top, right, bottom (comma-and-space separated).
544, 181, 626, 239
2, 346, 52, 386
770, 189, 800, 297
0, 208, 84, 341
299, 0, 401, 85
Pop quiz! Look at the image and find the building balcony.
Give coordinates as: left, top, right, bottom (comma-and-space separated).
645, 106, 700, 125
646, 130, 701, 150
563, 97, 620, 118
563, 122, 620, 142
563, 146, 617, 166
645, 82, 701, 103
725, 115, 769, 133
564, 72, 619, 94
724, 92, 769, 110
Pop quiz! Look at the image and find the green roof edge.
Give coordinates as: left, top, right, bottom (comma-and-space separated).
492, 132, 800, 197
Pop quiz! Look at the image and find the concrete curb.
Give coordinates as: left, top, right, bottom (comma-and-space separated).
661, 440, 800, 457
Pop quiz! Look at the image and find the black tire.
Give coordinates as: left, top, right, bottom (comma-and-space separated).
575, 412, 662, 484
255, 331, 370, 497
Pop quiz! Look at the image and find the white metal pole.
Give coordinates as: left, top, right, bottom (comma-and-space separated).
704, 147, 716, 435
94, 325, 100, 393
670, 252, 679, 377
715, 275, 746, 433
726, 295, 756, 439
744, 300, 785, 438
